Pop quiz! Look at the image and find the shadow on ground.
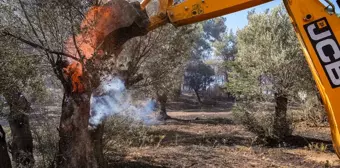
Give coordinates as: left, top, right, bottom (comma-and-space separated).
149, 129, 251, 147
283, 135, 334, 152
109, 161, 166, 168
167, 95, 235, 112
167, 117, 235, 125
154, 117, 335, 154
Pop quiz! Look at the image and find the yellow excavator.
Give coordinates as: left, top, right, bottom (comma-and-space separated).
129, 0, 340, 158
80, 0, 340, 158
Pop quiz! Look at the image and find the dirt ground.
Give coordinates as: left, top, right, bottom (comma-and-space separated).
111, 110, 340, 168
2, 96, 339, 167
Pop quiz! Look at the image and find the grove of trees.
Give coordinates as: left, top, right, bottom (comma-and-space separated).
0, 1, 327, 168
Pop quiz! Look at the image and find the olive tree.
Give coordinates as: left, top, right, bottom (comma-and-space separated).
118, 24, 195, 120
1, 0, 149, 167
142, 25, 193, 120
0, 20, 45, 168
1, 1, 98, 167
227, 6, 314, 143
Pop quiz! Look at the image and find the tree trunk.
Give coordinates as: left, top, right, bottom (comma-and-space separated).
4, 91, 34, 168
273, 93, 290, 140
173, 84, 182, 101
57, 92, 97, 168
90, 124, 107, 168
224, 72, 229, 83
194, 89, 202, 104
157, 94, 170, 120
0, 124, 12, 168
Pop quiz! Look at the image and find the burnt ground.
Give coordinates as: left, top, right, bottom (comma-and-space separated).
110, 98, 340, 168
1, 95, 339, 167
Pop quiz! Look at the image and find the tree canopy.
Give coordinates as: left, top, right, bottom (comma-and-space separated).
227, 5, 314, 100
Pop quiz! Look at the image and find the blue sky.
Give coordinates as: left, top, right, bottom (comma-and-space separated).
224, 0, 340, 32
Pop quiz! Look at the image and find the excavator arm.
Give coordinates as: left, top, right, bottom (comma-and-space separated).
140, 0, 340, 158
142, 0, 272, 30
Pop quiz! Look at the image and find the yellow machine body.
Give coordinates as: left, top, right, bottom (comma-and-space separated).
284, 0, 340, 157
140, 0, 340, 158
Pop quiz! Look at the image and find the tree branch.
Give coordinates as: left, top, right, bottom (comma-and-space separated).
3, 31, 79, 61
18, 0, 45, 46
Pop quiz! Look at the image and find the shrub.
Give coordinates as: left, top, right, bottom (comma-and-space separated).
30, 114, 154, 167
302, 96, 327, 126
232, 101, 293, 145
31, 117, 59, 168
103, 116, 150, 156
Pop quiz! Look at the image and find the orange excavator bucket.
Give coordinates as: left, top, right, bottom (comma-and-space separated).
99, 0, 151, 56
66, 0, 150, 59
64, 0, 151, 92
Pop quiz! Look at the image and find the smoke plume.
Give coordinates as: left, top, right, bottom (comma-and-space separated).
89, 77, 157, 126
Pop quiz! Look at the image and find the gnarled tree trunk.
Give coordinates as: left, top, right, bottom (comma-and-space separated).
273, 93, 290, 140
0, 124, 12, 168
57, 92, 97, 168
4, 90, 34, 168
157, 93, 170, 120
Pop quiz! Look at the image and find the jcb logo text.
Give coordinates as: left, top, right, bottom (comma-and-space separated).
305, 18, 340, 88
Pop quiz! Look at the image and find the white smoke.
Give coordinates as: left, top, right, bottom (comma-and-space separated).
89, 77, 157, 127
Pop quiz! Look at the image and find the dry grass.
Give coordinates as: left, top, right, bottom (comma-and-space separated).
110, 110, 339, 168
